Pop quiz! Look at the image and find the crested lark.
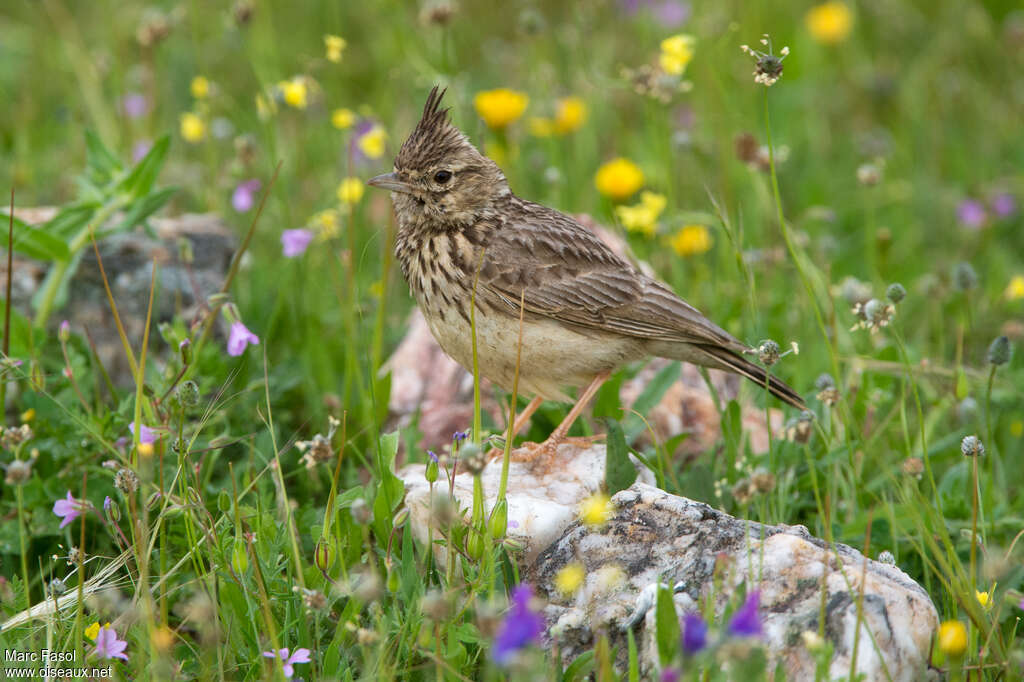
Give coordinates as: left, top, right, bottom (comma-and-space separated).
369, 87, 804, 457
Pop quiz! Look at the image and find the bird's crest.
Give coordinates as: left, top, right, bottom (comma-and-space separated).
396, 86, 475, 170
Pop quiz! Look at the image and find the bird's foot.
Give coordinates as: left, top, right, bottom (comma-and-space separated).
507, 434, 605, 471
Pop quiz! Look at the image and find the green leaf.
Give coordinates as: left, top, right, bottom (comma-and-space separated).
107, 186, 177, 235
562, 650, 595, 682
117, 135, 170, 199
44, 202, 99, 241
655, 581, 680, 667
627, 628, 639, 682
0, 301, 32, 357
604, 418, 637, 495
84, 130, 122, 185
0, 212, 72, 261
376, 431, 404, 512
623, 361, 681, 440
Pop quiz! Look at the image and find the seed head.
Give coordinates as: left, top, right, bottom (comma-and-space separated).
4, 459, 33, 485
952, 261, 978, 292
176, 380, 200, 407
856, 163, 882, 186
460, 442, 485, 476
961, 435, 984, 457
740, 36, 790, 87
114, 468, 140, 495
987, 336, 1011, 366
878, 550, 896, 566
757, 339, 780, 366
901, 457, 924, 478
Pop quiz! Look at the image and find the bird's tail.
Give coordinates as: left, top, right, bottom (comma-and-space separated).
696, 345, 806, 410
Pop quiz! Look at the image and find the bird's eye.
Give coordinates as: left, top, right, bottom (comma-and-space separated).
433, 170, 453, 184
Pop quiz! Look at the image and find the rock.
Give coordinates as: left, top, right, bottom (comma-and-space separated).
5, 209, 234, 385
400, 441, 655, 565
531, 482, 938, 682
399, 443, 938, 681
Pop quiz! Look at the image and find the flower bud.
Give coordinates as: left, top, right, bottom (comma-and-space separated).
393, 507, 410, 528
231, 538, 249, 574
489, 499, 508, 538
179, 338, 193, 365
466, 530, 485, 560
886, 282, 906, 304
386, 566, 400, 593
952, 262, 978, 292
114, 468, 140, 495
314, 539, 334, 572
177, 380, 200, 407
58, 320, 71, 343
425, 458, 439, 484
987, 336, 1011, 366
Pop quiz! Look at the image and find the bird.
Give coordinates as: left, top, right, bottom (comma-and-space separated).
369, 86, 804, 459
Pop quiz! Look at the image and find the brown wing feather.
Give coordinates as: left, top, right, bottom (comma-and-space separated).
476, 198, 747, 353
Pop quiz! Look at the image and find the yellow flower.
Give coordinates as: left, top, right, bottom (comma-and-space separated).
659, 34, 696, 75
806, 2, 853, 45
85, 621, 110, 641
139, 442, 154, 457
190, 76, 210, 99
580, 492, 612, 527
153, 626, 175, 651
669, 224, 713, 257
357, 124, 388, 159
594, 158, 644, 201
280, 78, 309, 109
324, 34, 346, 63
976, 590, 991, 608
473, 88, 529, 129
937, 620, 967, 657
554, 96, 587, 134
554, 562, 586, 595
1006, 275, 1024, 300
1011, 420, 1024, 438
179, 112, 206, 143
311, 209, 341, 239
529, 117, 556, 137
20, 408, 35, 422
331, 108, 356, 130
337, 177, 364, 205
615, 191, 667, 237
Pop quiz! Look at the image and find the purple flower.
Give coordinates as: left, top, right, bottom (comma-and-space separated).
122, 93, 149, 119
93, 625, 129, 661
957, 199, 986, 229
129, 422, 157, 444
103, 496, 112, 513
428, 450, 439, 463
453, 430, 470, 443
53, 491, 90, 529
993, 193, 1017, 218
660, 668, 680, 682
653, 0, 690, 25
232, 179, 262, 213
281, 229, 314, 257
492, 583, 545, 665
131, 140, 152, 163
728, 591, 762, 638
262, 647, 311, 678
347, 119, 376, 166
227, 320, 260, 356
682, 611, 708, 654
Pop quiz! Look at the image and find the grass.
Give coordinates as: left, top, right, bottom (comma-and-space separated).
1, 0, 1023, 679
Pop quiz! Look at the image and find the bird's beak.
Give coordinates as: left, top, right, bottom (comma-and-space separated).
367, 172, 415, 194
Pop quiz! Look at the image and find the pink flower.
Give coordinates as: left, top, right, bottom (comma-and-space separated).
121, 93, 149, 119
131, 140, 152, 163
128, 422, 158, 444
93, 624, 129, 661
53, 491, 90, 529
281, 229, 314, 257
232, 179, 262, 213
957, 199, 986, 230
227, 321, 260, 356
262, 648, 311, 678
993, 193, 1016, 218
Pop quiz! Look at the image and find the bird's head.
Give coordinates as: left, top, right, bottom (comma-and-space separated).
369, 86, 508, 229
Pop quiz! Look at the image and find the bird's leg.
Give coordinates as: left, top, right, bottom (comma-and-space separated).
487, 395, 544, 460
521, 370, 611, 464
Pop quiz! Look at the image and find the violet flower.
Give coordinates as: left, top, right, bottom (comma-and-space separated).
728, 591, 762, 637
232, 179, 262, 213
53, 491, 90, 529
682, 611, 707, 654
131, 140, 152, 163
262, 647, 311, 678
492, 583, 545, 665
993, 193, 1016, 218
122, 93, 149, 119
93, 625, 129, 661
957, 199, 986, 229
281, 229, 314, 257
227, 320, 260, 356
128, 422, 157, 444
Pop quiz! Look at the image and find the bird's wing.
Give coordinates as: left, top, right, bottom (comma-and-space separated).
475, 199, 748, 352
